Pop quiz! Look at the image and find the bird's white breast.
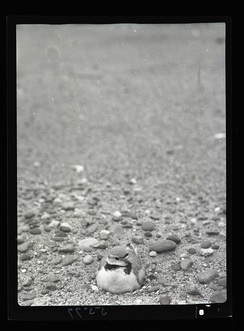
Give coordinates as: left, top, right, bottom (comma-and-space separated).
96, 266, 141, 294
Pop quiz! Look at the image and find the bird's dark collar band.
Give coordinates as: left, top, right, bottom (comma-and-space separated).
104, 261, 132, 275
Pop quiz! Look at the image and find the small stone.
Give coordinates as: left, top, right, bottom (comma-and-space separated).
62, 255, 79, 266
46, 283, 57, 291
61, 201, 75, 210
166, 234, 181, 244
149, 239, 177, 253
187, 247, 196, 254
24, 211, 35, 219
29, 227, 42, 235
144, 231, 153, 238
132, 236, 144, 244
99, 230, 110, 240
17, 235, 26, 244
159, 296, 171, 305
112, 211, 122, 221
201, 240, 212, 248
149, 251, 157, 257
147, 285, 160, 293
141, 220, 155, 231
212, 244, 219, 249
202, 220, 210, 226
180, 259, 193, 271
171, 263, 181, 271
74, 209, 86, 218
22, 293, 36, 301
50, 256, 63, 265
157, 276, 167, 285
83, 255, 94, 265
206, 230, 220, 236
198, 269, 219, 284
210, 291, 227, 303
150, 212, 161, 220
49, 220, 60, 228
19, 253, 32, 261
60, 222, 71, 232
218, 221, 225, 228
86, 223, 98, 234
186, 287, 203, 297
48, 276, 60, 283
71, 164, 84, 173
18, 241, 31, 253
200, 248, 214, 256
58, 244, 75, 253
218, 277, 227, 288
78, 237, 99, 249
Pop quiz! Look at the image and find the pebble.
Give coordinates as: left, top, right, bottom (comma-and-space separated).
22, 293, 36, 301
212, 244, 219, 249
144, 231, 153, 238
200, 248, 214, 256
218, 221, 225, 228
150, 212, 161, 220
18, 241, 31, 253
166, 234, 181, 244
149, 251, 157, 257
187, 247, 196, 254
112, 211, 122, 221
100, 230, 110, 240
86, 223, 98, 234
61, 201, 75, 210
218, 277, 227, 288
206, 230, 220, 235
74, 209, 86, 218
198, 269, 219, 284
147, 285, 160, 293
132, 236, 144, 244
71, 164, 84, 173
46, 283, 57, 291
141, 220, 155, 231
78, 237, 99, 249
210, 291, 227, 303
24, 211, 35, 219
19, 253, 32, 261
29, 227, 42, 235
180, 259, 193, 271
50, 256, 63, 265
49, 220, 60, 228
149, 239, 177, 253
186, 287, 203, 297
58, 244, 75, 253
171, 263, 181, 272
157, 276, 167, 285
60, 222, 71, 232
62, 255, 79, 266
201, 240, 212, 248
83, 255, 94, 265
159, 296, 171, 305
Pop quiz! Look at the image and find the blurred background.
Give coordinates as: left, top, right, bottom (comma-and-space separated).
17, 23, 225, 195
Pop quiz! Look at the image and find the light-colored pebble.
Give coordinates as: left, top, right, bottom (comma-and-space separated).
149, 251, 157, 257
83, 255, 93, 265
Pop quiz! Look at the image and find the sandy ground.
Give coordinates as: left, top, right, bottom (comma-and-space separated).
16, 23, 226, 306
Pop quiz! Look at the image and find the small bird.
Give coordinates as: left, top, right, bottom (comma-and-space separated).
96, 244, 145, 294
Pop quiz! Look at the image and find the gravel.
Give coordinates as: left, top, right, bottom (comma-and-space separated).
17, 24, 226, 306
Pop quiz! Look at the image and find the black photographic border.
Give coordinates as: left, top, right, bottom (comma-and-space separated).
7, 15, 232, 321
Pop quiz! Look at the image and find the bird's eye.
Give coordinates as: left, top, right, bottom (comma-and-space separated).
115, 257, 119, 260
123, 253, 129, 258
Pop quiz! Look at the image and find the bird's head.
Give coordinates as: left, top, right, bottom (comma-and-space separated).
106, 246, 130, 267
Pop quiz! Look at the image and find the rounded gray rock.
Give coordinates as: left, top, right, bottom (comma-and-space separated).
166, 234, 181, 244
141, 220, 155, 231
198, 269, 219, 284
180, 259, 193, 271
149, 239, 177, 253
